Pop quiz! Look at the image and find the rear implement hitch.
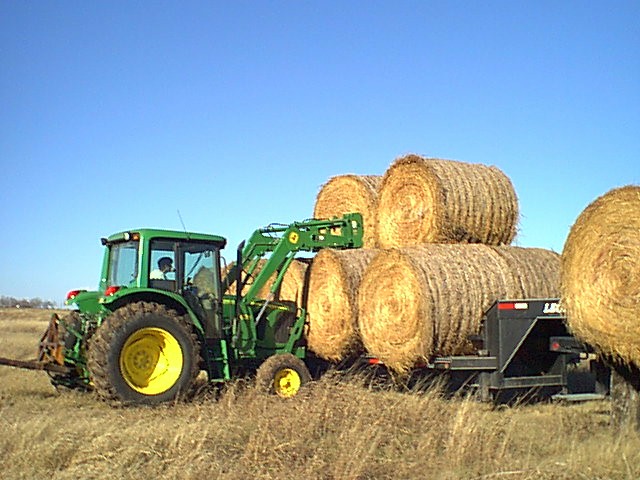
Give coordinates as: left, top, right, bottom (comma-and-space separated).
0, 313, 72, 375
0, 356, 71, 374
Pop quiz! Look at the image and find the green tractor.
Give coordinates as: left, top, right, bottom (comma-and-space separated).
6, 214, 363, 405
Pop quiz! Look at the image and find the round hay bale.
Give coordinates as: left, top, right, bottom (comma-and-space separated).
306, 249, 378, 361
314, 175, 382, 248
491, 246, 561, 299
376, 154, 519, 248
357, 244, 561, 372
220, 259, 310, 309
279, 258, 310, 308
561, 185, 640, 367
357, 244, 512, 372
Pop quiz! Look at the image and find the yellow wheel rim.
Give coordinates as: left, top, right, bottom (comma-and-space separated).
273, 368, 301, 398
119, 327, 183, 395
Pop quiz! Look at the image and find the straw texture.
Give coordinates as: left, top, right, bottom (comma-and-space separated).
314, 175, 382, 248
357, 244, 561, 372
306, 249, 378, 360
561, 185, 640, 367
376, 154, 519, 248
491, 246, 560, 299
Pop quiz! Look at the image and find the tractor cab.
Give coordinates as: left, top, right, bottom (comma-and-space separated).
101, 229, 226, 289
98, 229, 227, 336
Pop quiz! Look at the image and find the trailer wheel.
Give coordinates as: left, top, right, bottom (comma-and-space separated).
256, 353, 311, 398
87, 302, 200, 405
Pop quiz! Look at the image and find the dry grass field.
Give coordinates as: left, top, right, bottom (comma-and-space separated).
1, 308, 639, 480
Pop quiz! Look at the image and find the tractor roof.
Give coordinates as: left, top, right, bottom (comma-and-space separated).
103, 228, 227, 247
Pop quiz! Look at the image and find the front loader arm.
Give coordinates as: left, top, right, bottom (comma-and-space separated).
224, 212, 363, 355
222, 212, 363, 304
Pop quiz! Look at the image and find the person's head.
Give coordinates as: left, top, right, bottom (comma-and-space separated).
158, 257, 174, 273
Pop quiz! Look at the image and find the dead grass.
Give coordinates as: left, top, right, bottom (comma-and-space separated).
0, 308, 638, 480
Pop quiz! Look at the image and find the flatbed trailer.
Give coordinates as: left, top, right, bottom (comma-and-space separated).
366, 299, 611, 403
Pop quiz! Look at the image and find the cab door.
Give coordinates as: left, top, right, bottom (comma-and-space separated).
179, 243, 223, 338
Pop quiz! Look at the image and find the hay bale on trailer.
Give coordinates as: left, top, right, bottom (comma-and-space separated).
314, 175, 382, 248
561, 185, 640, 367
491, 246, 560, 299
376, 154, 519, 248
306, 249, 378, 361
357, 244, 561, 373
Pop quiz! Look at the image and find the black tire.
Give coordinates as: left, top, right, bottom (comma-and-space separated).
60, 311, 83, 351
87, 302, 200, 405
49, 311, 89, 391
255, 353, 312, 398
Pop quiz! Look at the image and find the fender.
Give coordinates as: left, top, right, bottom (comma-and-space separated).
98, 288, 206, 336
65, 290, 103, 315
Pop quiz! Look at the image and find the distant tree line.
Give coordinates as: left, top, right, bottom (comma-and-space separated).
0, 296, 57, 309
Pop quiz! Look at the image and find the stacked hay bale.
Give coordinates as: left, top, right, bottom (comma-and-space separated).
308, 153, 560, 369
357, 244, 560, 372
314, 174, 382, 248
561, 185, 640, 367
306, 249, 377, 360
491, 246, 561, 299
376, 154, 519, 247
310, 174, 382, 360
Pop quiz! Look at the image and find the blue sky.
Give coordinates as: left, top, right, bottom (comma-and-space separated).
1, 1, 638, 303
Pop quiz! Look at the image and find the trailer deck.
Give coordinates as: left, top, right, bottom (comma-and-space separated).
366, 299, 611, 402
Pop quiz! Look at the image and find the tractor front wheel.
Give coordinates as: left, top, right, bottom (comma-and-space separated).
87, 302, 200, 405
256, 353, 311, 398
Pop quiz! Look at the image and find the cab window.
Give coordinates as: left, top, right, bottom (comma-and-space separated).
185, 244, 220, 299
149, 240, 176, 281
108, 241, 138, 286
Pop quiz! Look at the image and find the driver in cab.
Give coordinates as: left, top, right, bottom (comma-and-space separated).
150, 257, 174, 280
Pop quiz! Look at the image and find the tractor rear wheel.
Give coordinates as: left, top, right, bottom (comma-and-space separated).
87, 302, 200, 405
256, 353, 311, 398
